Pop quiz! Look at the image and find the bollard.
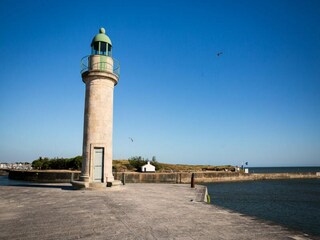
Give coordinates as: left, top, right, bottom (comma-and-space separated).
191, 173, 195, 188
122, 173, 126, 185
207, 194, 211, 203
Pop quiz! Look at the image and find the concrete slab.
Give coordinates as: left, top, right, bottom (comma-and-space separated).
0, 183, 316, 240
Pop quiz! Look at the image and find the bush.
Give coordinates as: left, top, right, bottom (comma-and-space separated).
127, 156, 161, 171
128, 156, 147, 171
68, 156, 82, 170
32, 156, 83, 170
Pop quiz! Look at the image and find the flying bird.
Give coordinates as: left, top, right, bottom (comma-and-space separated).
217, 52, 223, 57
129, 137, 133, 142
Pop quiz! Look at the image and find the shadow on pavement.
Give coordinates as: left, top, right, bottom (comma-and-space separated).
1, 183, 74, 190
0, 176, 74, 190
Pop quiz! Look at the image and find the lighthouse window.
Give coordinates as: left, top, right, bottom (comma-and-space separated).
100, 42, 107, 55
92, 42, 99, 54
108, 45, 112, 56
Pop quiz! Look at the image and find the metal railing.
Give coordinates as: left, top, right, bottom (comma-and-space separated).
80, 55, 120, 77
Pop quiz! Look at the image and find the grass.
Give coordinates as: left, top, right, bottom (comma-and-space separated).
113, 160, 234, 172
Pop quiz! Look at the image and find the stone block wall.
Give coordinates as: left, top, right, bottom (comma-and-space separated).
114, 171, 318, 184
8, 170, 81, 183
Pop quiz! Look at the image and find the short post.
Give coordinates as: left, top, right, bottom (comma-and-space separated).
122, 172, 126, 185
191, 173, 195, 188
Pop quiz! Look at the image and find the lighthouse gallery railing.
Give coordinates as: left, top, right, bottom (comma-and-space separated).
80, 55, 120, 77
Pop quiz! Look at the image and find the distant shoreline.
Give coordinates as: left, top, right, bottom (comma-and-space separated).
0, 170, 9, 176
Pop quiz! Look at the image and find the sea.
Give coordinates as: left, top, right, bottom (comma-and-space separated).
204, 167, 320, 237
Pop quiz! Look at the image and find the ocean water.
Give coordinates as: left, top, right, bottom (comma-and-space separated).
248, 166, 320, 173
205, 168, 320, 237
0, 175, 34, 186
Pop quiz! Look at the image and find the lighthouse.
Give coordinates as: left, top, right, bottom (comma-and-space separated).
73, 27, 120, 189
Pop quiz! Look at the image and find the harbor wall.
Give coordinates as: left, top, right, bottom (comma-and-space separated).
0, 170, 9, 176
7, 170, 319, 183
8, 170, 81, 183
114, 171, 319, 184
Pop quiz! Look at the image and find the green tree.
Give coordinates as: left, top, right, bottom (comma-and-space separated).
151, 156, 161, 171
41, 158, 50, 170
32, 157, 44, 169
128, 156, 147, 171
31, 156, 82, 170
68, 156, 82, 170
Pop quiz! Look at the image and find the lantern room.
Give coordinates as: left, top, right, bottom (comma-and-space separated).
91, 28, 112, 56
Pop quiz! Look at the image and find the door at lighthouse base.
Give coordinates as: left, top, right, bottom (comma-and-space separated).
93, 148, 104, 182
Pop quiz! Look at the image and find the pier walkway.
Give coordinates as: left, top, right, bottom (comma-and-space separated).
0, 183, 315, 239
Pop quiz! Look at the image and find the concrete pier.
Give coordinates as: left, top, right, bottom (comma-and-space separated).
0, 184, 314, 239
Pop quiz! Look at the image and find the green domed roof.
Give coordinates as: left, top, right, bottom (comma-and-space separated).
91, 28, 112, 46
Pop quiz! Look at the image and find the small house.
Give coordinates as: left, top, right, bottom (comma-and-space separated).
141, 161, 156, 172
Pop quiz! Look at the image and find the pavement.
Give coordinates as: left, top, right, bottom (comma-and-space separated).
0, 183, 316, 240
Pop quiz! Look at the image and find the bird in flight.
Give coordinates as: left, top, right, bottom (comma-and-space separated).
217, 52, 223, 57
129, 137, 133, 142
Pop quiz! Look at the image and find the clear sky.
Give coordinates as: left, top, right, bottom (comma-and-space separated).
0, 0, 319, 167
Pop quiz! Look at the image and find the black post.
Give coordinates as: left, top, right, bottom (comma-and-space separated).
122, 172, 126, 185
191, 173, 195, 188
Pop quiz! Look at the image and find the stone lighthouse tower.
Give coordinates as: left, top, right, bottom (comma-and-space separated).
74, 27, 120, 189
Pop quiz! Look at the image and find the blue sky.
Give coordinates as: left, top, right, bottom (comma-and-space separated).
0, 0, 319, 166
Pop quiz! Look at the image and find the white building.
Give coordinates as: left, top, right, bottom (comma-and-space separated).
141, 161, 155, 172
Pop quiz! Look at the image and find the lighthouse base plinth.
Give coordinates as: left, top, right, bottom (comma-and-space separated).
71, 180, 90, 190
